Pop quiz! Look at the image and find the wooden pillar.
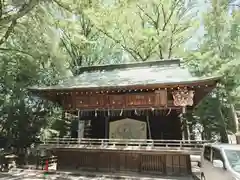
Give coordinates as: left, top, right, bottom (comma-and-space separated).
180, 112, 190, 141
146, 114, 152, 139
84, 120, 92, 138
185, 119, 190, 141
172, 88, 194, 141
77, 111, 84, 139
78, 120, 85, 139
104, 116, 109, 138
180, 114, 185, 141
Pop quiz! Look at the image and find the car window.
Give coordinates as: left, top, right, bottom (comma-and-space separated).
212, 148, 223, 162
204, 145, 211, 161
225, 149, 240, 172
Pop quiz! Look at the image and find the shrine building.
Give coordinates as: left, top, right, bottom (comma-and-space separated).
29, 59, 220, 176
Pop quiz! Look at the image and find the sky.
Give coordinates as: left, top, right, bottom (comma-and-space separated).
187, 0, 240, 49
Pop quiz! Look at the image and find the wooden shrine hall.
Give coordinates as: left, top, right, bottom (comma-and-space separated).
29, 59, 220, 177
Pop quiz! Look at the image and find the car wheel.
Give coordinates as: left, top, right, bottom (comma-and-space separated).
201, 174, 206, 180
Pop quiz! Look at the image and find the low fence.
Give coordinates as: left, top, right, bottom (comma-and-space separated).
37, 155, 57, 170
55, 150, 192, 176
40, 138, 213, 154
38, 138, 215, 176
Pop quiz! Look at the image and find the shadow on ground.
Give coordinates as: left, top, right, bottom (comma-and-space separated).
0, 168, 198, 180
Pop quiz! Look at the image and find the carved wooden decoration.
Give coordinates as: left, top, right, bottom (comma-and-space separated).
172, 89, 194, 107
76, 96, 89, 107
62, 94, 73, 110
68, 91, 181, 110
108, 94, 125, 108
126, 93, 155, 107
76, 94, 105, 108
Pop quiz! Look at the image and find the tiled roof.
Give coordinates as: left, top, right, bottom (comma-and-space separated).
29, 59, 220, 91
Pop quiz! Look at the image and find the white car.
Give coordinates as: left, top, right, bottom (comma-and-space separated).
201, 144, 240, 180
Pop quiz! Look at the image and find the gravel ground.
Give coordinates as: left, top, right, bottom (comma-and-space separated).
0, 169, 196, 180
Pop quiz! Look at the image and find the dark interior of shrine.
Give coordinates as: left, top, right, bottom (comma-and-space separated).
70, 109, 182, 140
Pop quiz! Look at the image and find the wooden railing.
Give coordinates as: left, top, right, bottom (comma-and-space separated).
40, 138, 213, 153
37, 155, 57, 170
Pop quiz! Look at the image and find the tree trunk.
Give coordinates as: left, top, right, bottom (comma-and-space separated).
218, 106, 229, 143
229, 103, 239, 133
201, 131, 204, 140
225, 91, 239, 133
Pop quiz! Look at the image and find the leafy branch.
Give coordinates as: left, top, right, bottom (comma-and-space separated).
0, 0, 41, 45
0, 19, 17, 45
0, 0, 40, 25
0, 0, 3, 18
97, 27, 143, 60
0, 47, 35, 58
52, 0, 73, 13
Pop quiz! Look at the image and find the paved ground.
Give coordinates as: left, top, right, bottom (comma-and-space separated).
190, 155, 201, 180
0, 169, 197, 180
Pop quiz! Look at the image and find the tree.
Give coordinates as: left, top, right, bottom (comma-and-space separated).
87, 0, 199, 61
58, 12, 122, 75
0, 0, 116, 149
0, 0, 43, 46
186, 0, 240, 141
0, 1, 66, 150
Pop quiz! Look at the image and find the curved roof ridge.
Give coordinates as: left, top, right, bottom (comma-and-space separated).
77, 59, 181, 73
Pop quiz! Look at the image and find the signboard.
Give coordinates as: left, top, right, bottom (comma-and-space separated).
109, 118, 147, 139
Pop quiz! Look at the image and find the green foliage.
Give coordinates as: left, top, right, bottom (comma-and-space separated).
186, 0, 240, 139
0, 0, 64, 149
87, 0, 199, 61
0, 53, 56, 149
0, 0, 123, 149
0, 0, 240, 147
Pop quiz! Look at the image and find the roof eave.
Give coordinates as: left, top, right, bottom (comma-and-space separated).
28, 76, 222, 93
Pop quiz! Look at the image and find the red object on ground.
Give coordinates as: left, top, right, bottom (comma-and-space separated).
45, 160, 49, 172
